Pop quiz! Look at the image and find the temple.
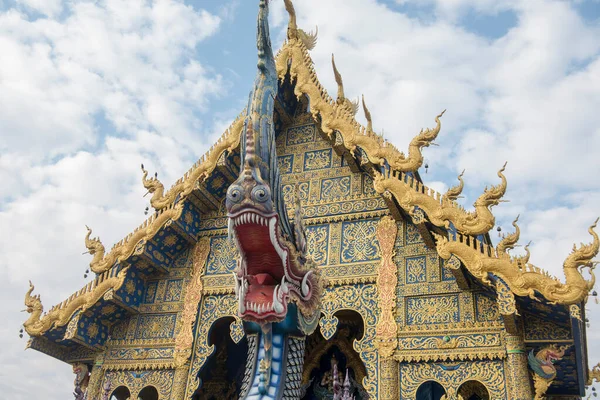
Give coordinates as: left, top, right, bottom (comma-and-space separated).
21, 1, 599, 399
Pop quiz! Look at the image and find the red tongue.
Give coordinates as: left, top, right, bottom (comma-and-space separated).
255, 273, 276, 285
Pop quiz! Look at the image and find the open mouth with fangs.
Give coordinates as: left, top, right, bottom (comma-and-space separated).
229, 210, 313, 322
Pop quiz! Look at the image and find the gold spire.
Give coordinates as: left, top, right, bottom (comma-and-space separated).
332, 54, 345, 102
362, 95, 373, 134
284, 0, 317, 50
331, 54, 358, 115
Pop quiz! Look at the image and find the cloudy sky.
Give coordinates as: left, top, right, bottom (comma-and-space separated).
0, 0, 599, 398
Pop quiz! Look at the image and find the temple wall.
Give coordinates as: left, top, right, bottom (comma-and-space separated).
270, 105, 514, 399
96, 248, 196, 398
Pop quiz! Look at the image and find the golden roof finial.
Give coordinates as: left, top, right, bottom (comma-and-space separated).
332, 54, 345, 103
331, 54, 358, 115
443, 170, 465, 202
362, 95, 373, 134
141, 164, 165, 210
564, 218, 599, 279
284, 0, 317, 50
496, 215, 520, 257
474, 162, 508, 208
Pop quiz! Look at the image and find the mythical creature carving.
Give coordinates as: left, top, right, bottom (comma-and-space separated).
276, 0, 442, 172
84, 200, 184, 274
84, 225, 106, 272
23, 268, 129, 336
23, 281, 43, 333
496, 215, 520, 257
373, 163, 507, 236
226, 1, 321, 397
443, 170, 465, 202
141, 164, 165, 209
72, 363, 90, 400
528, 344, 569, 399
283, 0, 318, 50
588, 362, 600, 385
433, 218, 598, 305
141, 113, 245, 211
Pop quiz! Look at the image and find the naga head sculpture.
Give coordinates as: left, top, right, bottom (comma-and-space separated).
227, 121, 320, 324
226, 0, 320, 326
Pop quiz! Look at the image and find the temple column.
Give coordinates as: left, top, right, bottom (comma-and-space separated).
375, 216, 400, 399
505, 334, 533, 400
378, 358, 399, 399
86, 354, 105, 400
171, 363, 190, 400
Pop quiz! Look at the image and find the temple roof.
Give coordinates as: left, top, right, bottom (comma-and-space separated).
22, 0, 597, 346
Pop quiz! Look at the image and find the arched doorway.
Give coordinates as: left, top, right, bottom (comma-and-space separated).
137, 386, 159, 400
416, 381, 446, 400
110, 386, 131, 400
302, 310, 368, 399
193, 317, 248, 400
457, 380, 490, 400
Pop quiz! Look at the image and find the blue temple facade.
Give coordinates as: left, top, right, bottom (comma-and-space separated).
21, 1, 598, 399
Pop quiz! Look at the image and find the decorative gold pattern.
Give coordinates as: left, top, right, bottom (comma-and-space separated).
103, 369, 174, 399
373, 163, 507, 236
378, 358, 399, 400
400, 361, 506, 399
276, 8, 444, 173
174, 237, 210, 367
588, 362, 600, 385
186, 295, 238, 399
84, 202, 185, 273
433, 218, 599, 305
24, 267, 129, 336
141, 113, 244, 211
505, 334, 533, 400
375, 216, 398, 359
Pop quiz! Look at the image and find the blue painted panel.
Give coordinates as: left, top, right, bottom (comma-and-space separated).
340, 219, 379, 264
303, 149, 332, 171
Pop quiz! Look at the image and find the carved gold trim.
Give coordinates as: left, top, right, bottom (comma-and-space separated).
174, 237, 210, 367
375, 216, 398, 358
588, 362, 600, 385
142, 113, 244, 211
373, 164, 507, 236
24, 267, 129, 336
85, 202, 185, 273
432, 218, 599, 305
276, 5, 443, 173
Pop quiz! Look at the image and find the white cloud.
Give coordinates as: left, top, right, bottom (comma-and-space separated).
0, 1, 225, 399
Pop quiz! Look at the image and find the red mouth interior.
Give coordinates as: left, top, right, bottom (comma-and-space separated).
235, 216, 285, 307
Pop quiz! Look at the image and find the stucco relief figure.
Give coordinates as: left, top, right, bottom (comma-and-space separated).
72, 363, 90, 400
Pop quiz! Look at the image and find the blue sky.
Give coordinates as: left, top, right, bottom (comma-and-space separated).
0, 0, 599, 398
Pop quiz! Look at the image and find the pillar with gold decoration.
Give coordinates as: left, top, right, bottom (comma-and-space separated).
376, 216, 400, 399
505, 333, 533, 399
86, 353, 106, 400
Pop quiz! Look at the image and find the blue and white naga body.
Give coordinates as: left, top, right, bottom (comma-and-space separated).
225, 1, 321, 399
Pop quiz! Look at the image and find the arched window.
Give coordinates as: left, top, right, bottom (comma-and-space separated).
457, 380, 490, 400
416, 380, 446, 400
110, 386, 131, 400
138, 386, 159, 400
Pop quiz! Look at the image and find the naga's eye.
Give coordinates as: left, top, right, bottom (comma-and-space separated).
252, 185, 270, 203
227, 186, 243, 204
